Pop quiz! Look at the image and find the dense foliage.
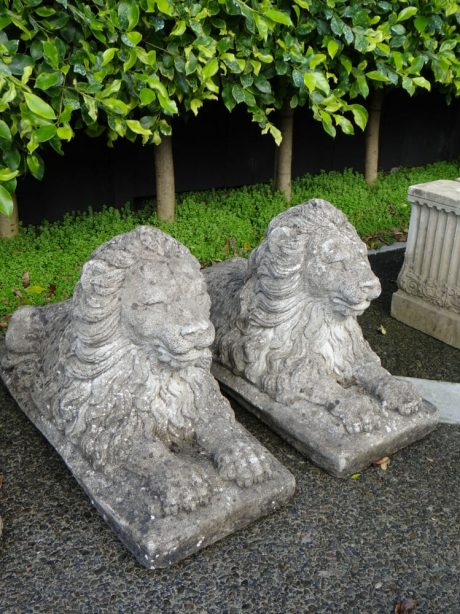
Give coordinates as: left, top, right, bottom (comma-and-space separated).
1, 160, 459, 321
2, 1, 458, 217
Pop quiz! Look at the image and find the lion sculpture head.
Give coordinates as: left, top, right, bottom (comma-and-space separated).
205, 199, 382, 402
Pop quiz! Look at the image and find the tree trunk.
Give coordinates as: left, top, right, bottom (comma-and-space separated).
154, 135, 175, 222
364, 89, 384, 186
273, 100, 294, 201
0, 193, 19, 238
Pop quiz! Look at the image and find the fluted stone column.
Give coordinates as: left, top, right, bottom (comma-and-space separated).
392, 179, 460, 349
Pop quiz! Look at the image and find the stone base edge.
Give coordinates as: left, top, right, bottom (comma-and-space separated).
212, 363, 439, 479
391, 290, 460, 349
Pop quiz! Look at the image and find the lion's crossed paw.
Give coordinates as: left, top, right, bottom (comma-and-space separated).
155, 463, 211, 517
214, 440, 272, 488
329, 395, 382, 434
375, 378, 423, 416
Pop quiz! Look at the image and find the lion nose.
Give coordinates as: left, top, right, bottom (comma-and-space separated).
180, 321, 213, 338
359, 277, 381, 299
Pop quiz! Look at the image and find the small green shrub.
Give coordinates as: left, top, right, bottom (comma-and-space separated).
1, 160, 459, 321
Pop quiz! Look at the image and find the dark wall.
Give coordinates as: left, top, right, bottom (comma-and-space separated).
17, 89, 460, 225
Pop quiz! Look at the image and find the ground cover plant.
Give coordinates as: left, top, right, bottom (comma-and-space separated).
0, 159, 459, 324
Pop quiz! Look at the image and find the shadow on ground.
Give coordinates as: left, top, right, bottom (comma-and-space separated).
0, 250, 459, 613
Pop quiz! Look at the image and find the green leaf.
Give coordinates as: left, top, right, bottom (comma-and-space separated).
412, 76, 431, 91
43, 41, 59, 69
350, 473, 362, 480
202, 58, 219, 80
139, 88, 156, 105
336, 116, 354, 135
156, 0, 175, 17
57, 125, 74, 140
232, 84, 245, 104
327, 39, 340, 59
3, 147, 20, 171
122, 31, 142, 47
24, 285, 46, 295
157, 93, 177, 115
366, 71, 390, 83
414, 16, 429, 34
303, 72, 317, 92
0, 168, 19, 181
265, 9, 292, 26
397, 7, 417, 22
118, 1, 140, 30
35, 71, 63, 90
170, 20, 186, 36
34, 125, 57, 143
0, 120, 12, 142
350, 104, 368, 131
313, 72, 330, 95
356, 74, 369, 98
0, 184, 13, 217
190, 98, 202, 115
126, 119, 151, 135
27, 154, 44, 180
102, 48, 117, 67
24, 92, 56, 120
103, 98, 129, 116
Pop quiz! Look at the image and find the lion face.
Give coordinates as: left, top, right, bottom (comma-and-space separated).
305, 231, 381, 318
121, 259, 214, 370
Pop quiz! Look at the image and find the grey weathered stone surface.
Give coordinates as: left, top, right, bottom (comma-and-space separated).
398, 377, 460, 425
0, 226, 295, 568
204, 200, 439, 477
392, 179, 460, 348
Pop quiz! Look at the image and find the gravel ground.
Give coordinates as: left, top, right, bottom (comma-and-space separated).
0, 249, 459, 613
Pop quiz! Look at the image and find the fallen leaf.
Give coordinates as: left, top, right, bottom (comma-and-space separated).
378, 324, 387, 335
12, 287, 23, 298
0, 516, 3, 538
373, 456, 391, 470
0, 316, 10, 329
350, 473, 362, 480
0, 473, 3, 489
45, 283, 57, 300
22, 271, 30, 288
24, 285, 46, 295
394, 598, 418, 613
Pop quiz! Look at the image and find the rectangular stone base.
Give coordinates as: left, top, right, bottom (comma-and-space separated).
212, 363, 439, 479
391, 290, 460, 349
0, 363, 295, 569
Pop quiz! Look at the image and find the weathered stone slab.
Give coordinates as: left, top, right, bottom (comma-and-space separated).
392, 179, 460, 349
0, 226, 295, 568
204, 200, 439, 477
213, 363, 438, 477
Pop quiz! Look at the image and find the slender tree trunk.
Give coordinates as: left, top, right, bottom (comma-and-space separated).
154, 135, 175, 222
364, 89, 384, 186
0, 193, 19, 238
273, 100, 294, 201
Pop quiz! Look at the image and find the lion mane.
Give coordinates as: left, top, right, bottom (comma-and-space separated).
204, 199, 380, 402
4, 227, 214, 472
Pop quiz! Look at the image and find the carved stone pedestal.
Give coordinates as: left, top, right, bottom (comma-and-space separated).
391, 179, 460, 349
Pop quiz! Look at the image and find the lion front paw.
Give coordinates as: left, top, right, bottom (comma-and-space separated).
329, 395, 382, 434
375, 378, 423, 416
155, 463, 211, 516
214, 440, 272, 488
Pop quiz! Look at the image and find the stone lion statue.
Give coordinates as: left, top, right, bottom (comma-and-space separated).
2, 226, 272, 516
204, 199, 424, 435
